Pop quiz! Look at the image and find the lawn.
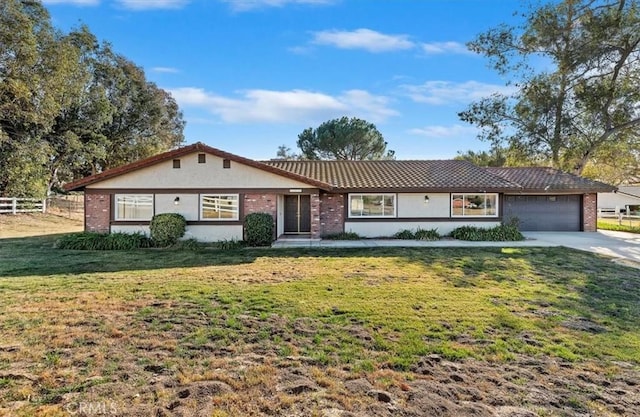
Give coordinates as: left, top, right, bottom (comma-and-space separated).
1, 219, 639, 416
598, 218, 640, 233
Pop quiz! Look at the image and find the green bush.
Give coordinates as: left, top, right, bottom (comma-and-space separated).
450, 224, 524, 241
213, 239, 246, 250
150, 213, 186, 247
414, 227, 440, 241
171, 238, 203, 251
244, 213, 274, 246
394, 229, 415, 239
323, 231, 361, 240
56, 232, 152, 250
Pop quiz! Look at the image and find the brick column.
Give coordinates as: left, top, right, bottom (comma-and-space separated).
243, 194, 277, 239
319, 192, 345, 237
310, 192, 321, 239
85, 193, 110, 233
583, 193, 597, 232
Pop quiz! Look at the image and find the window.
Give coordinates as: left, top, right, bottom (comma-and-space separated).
115, 194, 153, 220
198, 154, 206, 164
223, 159, 231, 169
201, 194, 239, 220
451, 193, 498, 217
349, 194, 396, 217
173, 159, 181, 169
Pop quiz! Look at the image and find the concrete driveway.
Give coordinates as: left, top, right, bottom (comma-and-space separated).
523, 230, 640, 265
275, 230, 640, 266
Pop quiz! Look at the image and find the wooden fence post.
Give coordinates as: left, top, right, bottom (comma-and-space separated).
12, 197, 17, 215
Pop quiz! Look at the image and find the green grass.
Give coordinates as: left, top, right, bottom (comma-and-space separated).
1, 233, 639, 414
598, 219, 640, 233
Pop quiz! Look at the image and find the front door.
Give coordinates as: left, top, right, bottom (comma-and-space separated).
284, 195, 311, 234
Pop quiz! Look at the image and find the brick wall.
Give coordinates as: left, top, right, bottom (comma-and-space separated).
85, 193, 110, 233
310, 192, 321, 239
583, 193, 597, 232
319, 192, 345, 236
243, 193, 277, 239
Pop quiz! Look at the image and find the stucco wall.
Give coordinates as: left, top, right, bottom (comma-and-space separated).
397, 193, 449, 218
155, 193, 199, 221
345, 221, 501, 238
184, 225, 243, 242
88, 152, 311, 189
111, 224, 243, 242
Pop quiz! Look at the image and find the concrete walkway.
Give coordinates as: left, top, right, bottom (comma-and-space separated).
272, 230, 640, 265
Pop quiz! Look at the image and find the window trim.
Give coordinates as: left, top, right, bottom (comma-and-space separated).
450, 193, 499, 218
200, 194, 239, 221
348, 193, 397, 218
114, 194, 154, 221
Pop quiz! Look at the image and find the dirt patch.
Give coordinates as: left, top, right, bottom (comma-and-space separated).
1, 302, 638, 416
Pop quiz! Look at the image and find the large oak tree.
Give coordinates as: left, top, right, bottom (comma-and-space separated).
459, 0, 640, 180
0, 0, 185, 197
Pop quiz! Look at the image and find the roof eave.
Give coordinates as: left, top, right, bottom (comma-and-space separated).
63, 142, 332, 192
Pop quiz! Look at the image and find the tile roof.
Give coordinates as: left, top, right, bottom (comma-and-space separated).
264, 160, 520, 192
486, 167, 615, 193
63, 142, 616, 194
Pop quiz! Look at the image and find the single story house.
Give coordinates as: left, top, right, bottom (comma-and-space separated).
64, 142, 615, 241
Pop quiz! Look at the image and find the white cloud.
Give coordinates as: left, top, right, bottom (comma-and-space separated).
401, 80, 516, 105
151, 67, 180, 73
421, 41, 472, 55
222, 0, 335, 12
117, 0, 189, 10
312, 29, 414, 53
169, 87, 397, 124
408, 124, 479, 139
42, 0, 99, 5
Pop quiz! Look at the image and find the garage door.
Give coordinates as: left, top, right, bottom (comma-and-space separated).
503, 195, 581, 231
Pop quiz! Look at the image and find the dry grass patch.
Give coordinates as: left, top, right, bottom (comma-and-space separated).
0, 213, 82, 238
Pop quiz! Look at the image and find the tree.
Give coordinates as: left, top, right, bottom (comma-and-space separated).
455, 148, 507, 167
0, 0, 185, 197
273, 145, 299, 160
459, 0, 640, 177
296, 117, 394, 160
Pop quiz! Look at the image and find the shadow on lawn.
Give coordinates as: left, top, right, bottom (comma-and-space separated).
2, 234, 639, 332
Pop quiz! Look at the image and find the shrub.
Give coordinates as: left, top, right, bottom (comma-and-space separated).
171, 238, 203, 251
414, 227, 440, 241
150, 213, 186, 247
213, 239, 246, 250
244, 213, 274, 246
450, 224, 523, 241
394, 229, 415, 239
323, 231, 361, 240
56, 232, 152, 250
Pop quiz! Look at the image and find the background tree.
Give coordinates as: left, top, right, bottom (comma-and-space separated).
0, 0, 185, 197
296, 117, 394, 160
459, 0, 640, 179
273, 145, 299, 160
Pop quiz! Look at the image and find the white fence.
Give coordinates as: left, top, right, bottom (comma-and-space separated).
0, 197, 46, 214
598, 207, 640, 224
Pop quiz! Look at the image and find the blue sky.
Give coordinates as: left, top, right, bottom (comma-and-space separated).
43, 0, 521, 160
